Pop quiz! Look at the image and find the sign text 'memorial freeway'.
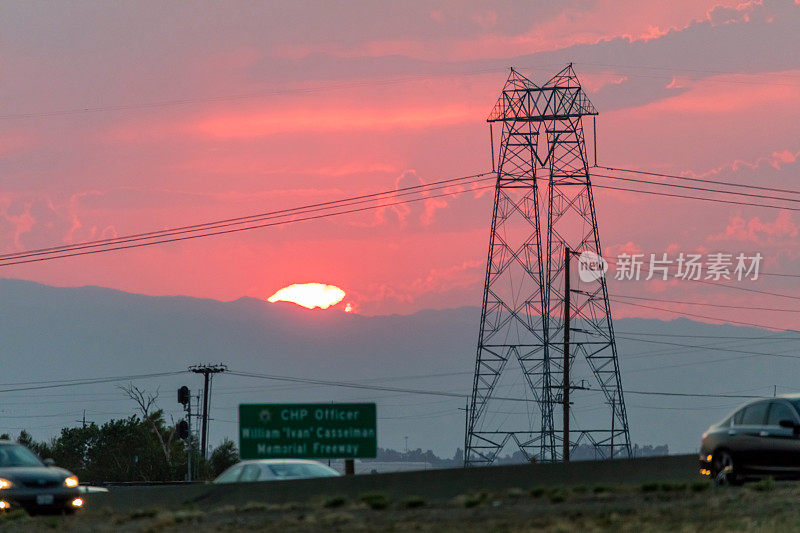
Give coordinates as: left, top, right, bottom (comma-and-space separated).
239, 403, 377, 460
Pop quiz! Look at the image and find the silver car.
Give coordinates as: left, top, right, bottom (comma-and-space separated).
0, 440, 83, 514
213, 459, 341, 484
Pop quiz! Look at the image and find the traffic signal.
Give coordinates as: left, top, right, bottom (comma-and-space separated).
178, 386, 190, 406
176, 420, 189, 440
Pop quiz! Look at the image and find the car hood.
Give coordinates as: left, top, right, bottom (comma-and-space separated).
0, 466, 72, 482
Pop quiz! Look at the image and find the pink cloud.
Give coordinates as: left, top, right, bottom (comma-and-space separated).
271, 0, 758, 62
633, 71, 800, 115
770, 149, 798, 168
607, 241, 644, 258
109, 102, 482, 143
709, 210, 799, 242
193, 105, 479, 139
699, 147, 800, 178
410, 259, 484, 293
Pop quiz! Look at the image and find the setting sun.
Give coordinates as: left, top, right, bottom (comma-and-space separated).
267, 283, 346, 310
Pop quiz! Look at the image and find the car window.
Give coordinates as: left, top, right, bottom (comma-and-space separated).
240, 464, 261, 482
733, 408, 746, 425
0, 444, 44, 467
767, 402, 796, 426
214, 464, 243, 483
741, 401, 770, 425
268, 463, 339, 479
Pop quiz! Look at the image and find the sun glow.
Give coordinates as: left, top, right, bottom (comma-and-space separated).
267, 283, 346, 310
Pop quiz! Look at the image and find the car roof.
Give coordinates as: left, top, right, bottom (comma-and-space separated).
234, 459, 329, 466
730, 395, 800, 407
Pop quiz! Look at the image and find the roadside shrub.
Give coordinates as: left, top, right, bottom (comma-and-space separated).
41, 516, 59, 529
529, 487, 546, 498
593, 485, 610, 494
640, 482, 659, 493
172, 510, 204, 523
403, 495, 426, 509
506, 488, 525, 499
360, 492, 390, 510
690, 481, 710, 493
129, 508, 159, 520
660, 482, 688, 492
323, 495, 347, 508
463, 492, 488, 508
548, 488, 568, 503
751, 477, 775, 492
240, 501, 269, 513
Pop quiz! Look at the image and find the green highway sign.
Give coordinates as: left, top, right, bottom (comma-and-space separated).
239, 403, 377, 460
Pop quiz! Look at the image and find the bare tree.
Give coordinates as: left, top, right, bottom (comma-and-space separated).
119, 383, 177, 465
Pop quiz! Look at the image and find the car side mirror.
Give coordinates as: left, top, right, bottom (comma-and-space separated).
43, 458, 55, 467
779, 420, 797, 429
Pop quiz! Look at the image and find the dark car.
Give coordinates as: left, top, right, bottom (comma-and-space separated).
0, 440, 83, 514
700, 395, 800, 484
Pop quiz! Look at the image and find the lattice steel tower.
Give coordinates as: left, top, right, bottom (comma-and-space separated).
465, 65, 631, 465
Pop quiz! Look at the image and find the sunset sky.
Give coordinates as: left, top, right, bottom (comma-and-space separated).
2, 0, 800, 326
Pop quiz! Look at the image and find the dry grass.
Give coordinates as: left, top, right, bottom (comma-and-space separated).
1, 482, 800, 532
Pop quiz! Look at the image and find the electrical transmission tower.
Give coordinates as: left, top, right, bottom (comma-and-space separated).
465, 65, 631, 465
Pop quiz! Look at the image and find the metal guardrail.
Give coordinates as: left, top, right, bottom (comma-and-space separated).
83, 481, 207, 487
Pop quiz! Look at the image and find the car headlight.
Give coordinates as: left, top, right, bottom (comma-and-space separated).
0, 478, 12, 490
64, 476, 79, 488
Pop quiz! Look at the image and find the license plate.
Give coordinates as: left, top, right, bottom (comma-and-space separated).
36, 494, 54, 505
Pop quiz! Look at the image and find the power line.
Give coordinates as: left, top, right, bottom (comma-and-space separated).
0, 66, 539, 121
591, 172, 800, 205
0, 172, 492, 263
574, 61, 800, 82
616, 330, 800, 340
591, 182, 800, 212
573, 64, 800, 89
688, 277, 800, 302
612, 293, 800, 313
611, 298, 796, 331
0, 177, 494, 267
0, 371, 185, 393
226, 370, 767, 402
597, 165, 800, 196
6, 62, 798, 122
615, 334, 800, 361
623, 335, 800, 363
583, 387, 766, 399
227, 370, 515, 402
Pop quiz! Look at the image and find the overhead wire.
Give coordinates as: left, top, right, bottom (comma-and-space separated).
0, 172, 493, 265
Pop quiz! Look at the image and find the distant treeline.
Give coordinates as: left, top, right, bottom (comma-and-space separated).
364, 443, 669, 466
1, 384, 238, 483
1, 414, 238, 484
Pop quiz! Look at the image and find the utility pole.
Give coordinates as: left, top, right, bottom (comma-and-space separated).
74, 410, 92, 429
563, 247, 571, 463
187, 398, 192, 481
610, 395, 616, 459
189, 364, 227, 462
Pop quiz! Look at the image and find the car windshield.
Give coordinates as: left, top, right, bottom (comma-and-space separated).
214, 465, 243, 483
268, 463, 338, 478
0, 444, 44, 467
